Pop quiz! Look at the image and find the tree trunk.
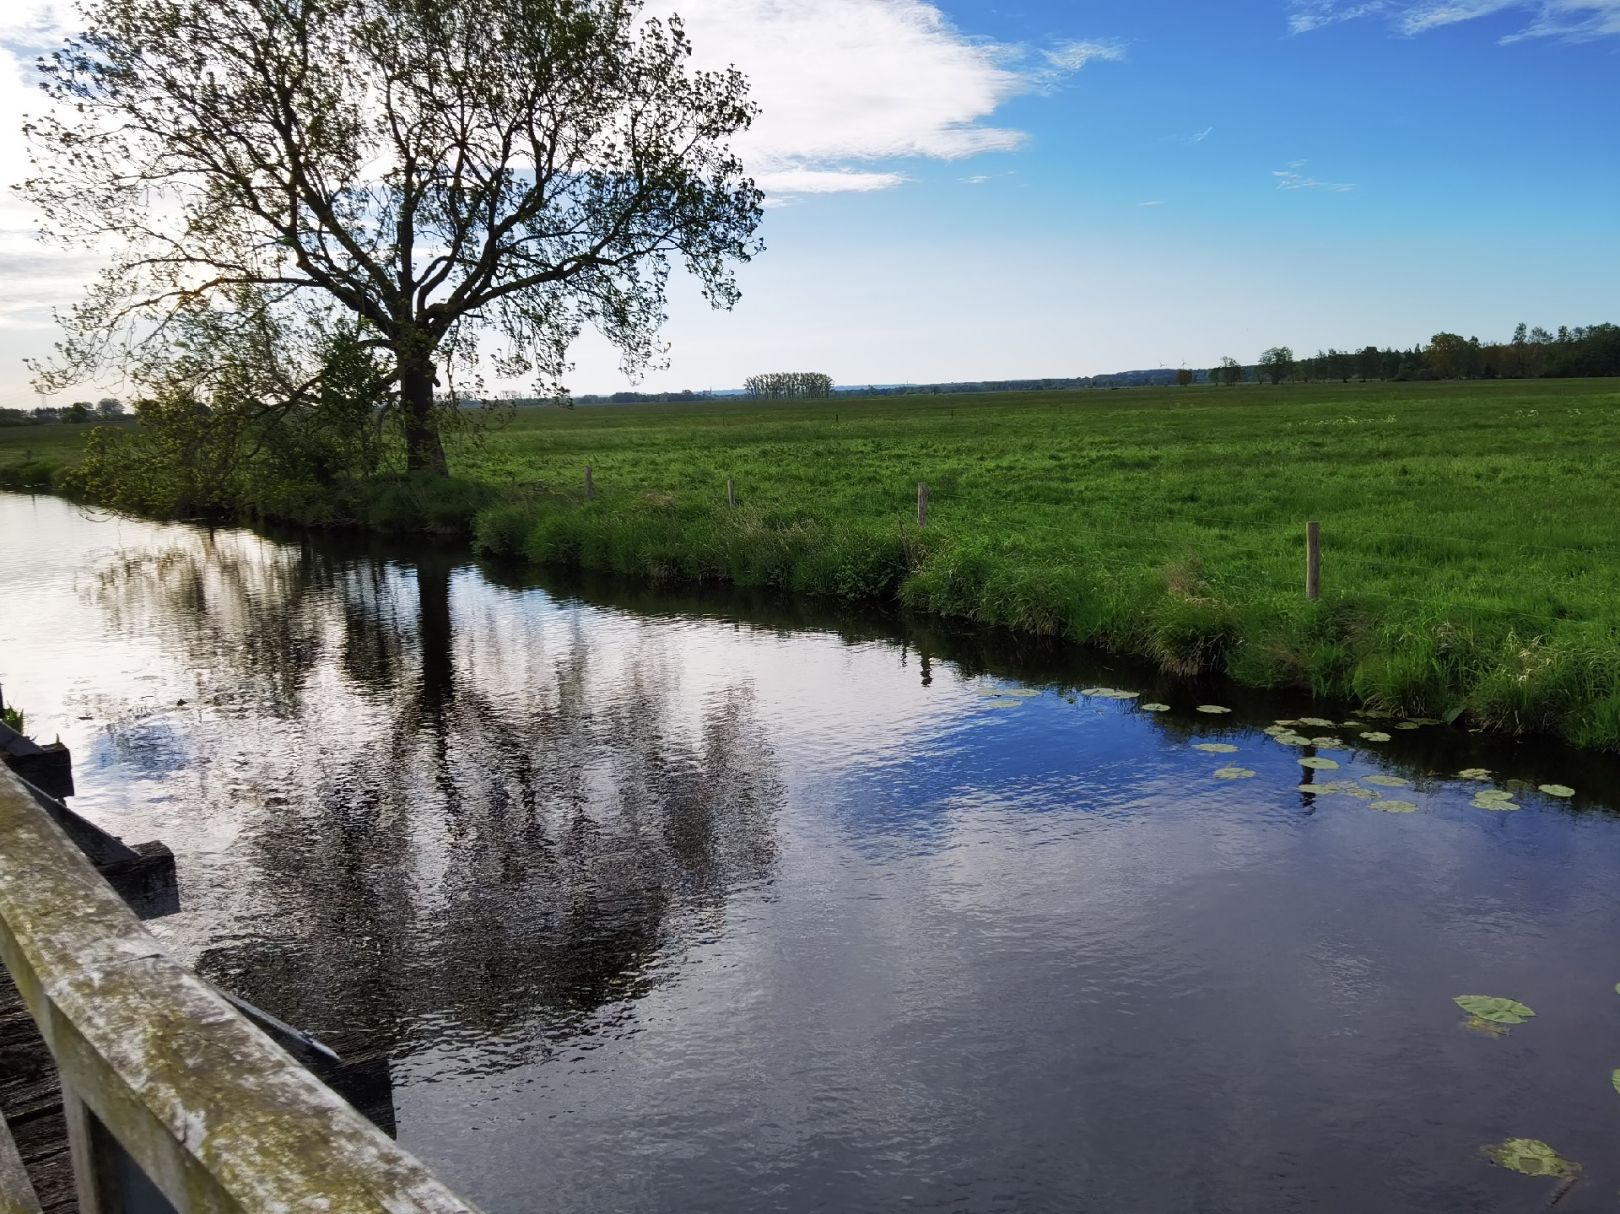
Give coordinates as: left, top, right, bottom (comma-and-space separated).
399, 348, 449, 477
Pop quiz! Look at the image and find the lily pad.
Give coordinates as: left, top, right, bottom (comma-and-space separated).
1303, 780, 1380, 800
1538, 784, 1575, 798
1359, 731, 1391, 742
1298, 717, 1337, 728
1472, 795, 1520, 812
1195, 742, 1240, 754
1214, 765, 1256, 780
1272, 719, 1299, 727
1363, 774, 1413, 789
1483, 1138, 1577, 1180
1394, 721, 1423, 730
1458, 767, 1492, 780
1080, 687, 1118, 698
1340, 720, 1364, 729
1299, 757, 1340, 770
982, 698, 1024, 710
1002, 688, 1043, 698
1272, 732, 1312, 747
1371, 800, 1419, 813
1140, 702, 1171, 712
1454, 995, 1535, 1025
1612, 1069, 1619, 1096
1308, 736, 1346, 748
1195, 704, 1231, 714
1263, 724, 1290, 736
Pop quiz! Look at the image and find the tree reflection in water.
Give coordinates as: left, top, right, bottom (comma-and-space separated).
92, 533, 783, 1075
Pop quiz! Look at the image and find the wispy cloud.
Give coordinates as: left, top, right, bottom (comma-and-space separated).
1137, 200, 1166, 207
1041, 38, 1129, 72
1163, 125, 1215, 144
650, 1, 1124, 200
1288, 0, 1620, 40
1273, 160, 1356, 191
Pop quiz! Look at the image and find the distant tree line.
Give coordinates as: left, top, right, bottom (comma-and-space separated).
744, 372, 833, 399
0, 399, 125, 426
1220, 322, 1619, 387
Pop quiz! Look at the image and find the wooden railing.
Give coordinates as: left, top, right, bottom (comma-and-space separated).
0, 765, 484, 1213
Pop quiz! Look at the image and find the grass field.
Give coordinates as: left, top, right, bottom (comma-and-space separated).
8, 379, 1620, 746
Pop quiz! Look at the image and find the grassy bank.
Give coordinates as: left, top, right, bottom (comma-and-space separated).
8, 378, 1620, 747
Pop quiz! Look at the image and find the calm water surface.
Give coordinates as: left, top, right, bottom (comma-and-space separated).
4, 492, 1620, 1213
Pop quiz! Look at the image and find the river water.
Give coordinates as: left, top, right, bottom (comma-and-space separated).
3, 491, 1620, 1212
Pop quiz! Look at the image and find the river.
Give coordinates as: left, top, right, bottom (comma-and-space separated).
3, 491, 1620, 1212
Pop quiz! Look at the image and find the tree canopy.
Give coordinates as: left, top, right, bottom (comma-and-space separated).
24, 0, 765, 475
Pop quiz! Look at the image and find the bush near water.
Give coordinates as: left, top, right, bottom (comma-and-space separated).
6, 378, 1620, 750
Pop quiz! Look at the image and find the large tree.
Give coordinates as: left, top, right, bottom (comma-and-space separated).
24, 0, 764, 475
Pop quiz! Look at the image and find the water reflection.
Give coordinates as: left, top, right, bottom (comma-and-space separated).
90, 533, 782, 1071
8, 493, 1620, 1214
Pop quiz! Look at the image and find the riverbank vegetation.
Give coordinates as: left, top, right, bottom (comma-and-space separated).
7, 377, 1620, 749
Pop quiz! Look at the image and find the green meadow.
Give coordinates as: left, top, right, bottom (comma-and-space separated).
9, 378, 1620, 747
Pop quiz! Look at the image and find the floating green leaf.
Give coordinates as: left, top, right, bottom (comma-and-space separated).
1359, 731, 1391, 742
1263, 724, 1290, 736
1363, 774, 1413, 788
1394, 721, 1423, 730
1002, 688, 1043, 698
1309, 736, 1346, 748
1454, 995, 1535, 1024
1538, 784, 1575, 798
1298, 717, 1336, 728
1273, 732, 1312, 747
1195, 742, 1240, 754
982, 698, 1024, 710
1140, 702, 1171, 712
1196, 704, 1231, 714
1457, 768, 1492, 780
1299, 757, 1340, 770
1372, 800, 1419, 813
1080, 687, 1117, 698
1472, 794, 1520, 812
1214, 765, 1256, 780
1272, 719, 1298, 727
1303, 780, 1380, 800
1482, 1138, 1577, 1180
1611, 1069, 1619, 1097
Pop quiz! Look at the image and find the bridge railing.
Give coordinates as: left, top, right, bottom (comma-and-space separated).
0, 764, 484, 1213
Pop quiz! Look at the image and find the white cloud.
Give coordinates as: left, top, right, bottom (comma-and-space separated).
1273, 160, 1355, 191
1137, 200, 1165, 207
650, 0, 1123, 200
1288, 0, 1620, 39
962, 174, 991, 185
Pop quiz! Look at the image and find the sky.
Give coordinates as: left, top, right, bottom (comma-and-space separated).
0, 0, 1618, 403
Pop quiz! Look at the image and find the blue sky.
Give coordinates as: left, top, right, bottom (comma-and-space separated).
2, 0, 1618, 402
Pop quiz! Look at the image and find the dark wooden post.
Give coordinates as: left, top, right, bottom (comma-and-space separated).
917, 482, 929, 529
1306, 521, 1321, 601
726, 478, 736, 509
584, 466, 593, 503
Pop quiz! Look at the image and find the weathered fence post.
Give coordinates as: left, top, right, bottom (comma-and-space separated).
917, 482, 929, 529
1306, 521, 1321, 601
584, 465, 593, 502
726, 478, 736, 509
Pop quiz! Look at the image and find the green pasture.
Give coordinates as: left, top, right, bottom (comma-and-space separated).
8, 379, 1620, 746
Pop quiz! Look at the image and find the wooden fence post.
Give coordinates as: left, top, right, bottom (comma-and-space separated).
726, 478, 736, 509
917, 482, 929, 529
1306, 521, 1321, 601
584, 465, 593, 502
